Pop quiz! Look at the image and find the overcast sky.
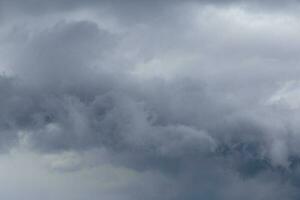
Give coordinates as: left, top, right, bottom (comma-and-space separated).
2, 0, 300, 199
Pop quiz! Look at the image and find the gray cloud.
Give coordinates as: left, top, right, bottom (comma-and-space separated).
1, 0, 300, 199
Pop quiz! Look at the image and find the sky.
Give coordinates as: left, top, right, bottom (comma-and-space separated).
1, 0, 300, 199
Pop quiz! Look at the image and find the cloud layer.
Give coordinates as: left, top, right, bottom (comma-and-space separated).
1, 0, 300, 199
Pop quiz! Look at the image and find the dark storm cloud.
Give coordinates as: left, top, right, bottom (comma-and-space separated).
0, 19, 297, 199
1, 0, 300, 199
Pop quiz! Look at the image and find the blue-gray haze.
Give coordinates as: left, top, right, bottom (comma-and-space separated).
0, 0, 300, 199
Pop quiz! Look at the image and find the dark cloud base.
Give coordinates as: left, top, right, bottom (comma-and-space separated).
1, 0, 300, 199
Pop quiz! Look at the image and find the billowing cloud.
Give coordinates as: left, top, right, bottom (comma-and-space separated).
1, 0, 300, 199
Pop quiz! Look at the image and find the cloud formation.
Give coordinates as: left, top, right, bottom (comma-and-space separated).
1, 0, 300, 199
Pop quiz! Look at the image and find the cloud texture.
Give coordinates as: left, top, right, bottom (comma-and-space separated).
1, 0, 300, 199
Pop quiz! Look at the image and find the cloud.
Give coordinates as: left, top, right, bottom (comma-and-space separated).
1, 0, 300, 199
